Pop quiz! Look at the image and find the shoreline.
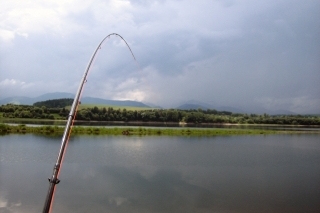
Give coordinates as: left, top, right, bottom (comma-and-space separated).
1, 118, 320, 128
1, 123, 319, 136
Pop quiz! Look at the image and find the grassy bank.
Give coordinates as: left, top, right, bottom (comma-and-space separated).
0, 123, 315, 136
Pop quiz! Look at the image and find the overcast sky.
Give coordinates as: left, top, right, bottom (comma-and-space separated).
1, 0, 319, 113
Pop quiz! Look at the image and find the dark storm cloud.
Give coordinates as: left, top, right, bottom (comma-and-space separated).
0, 0, 319, 113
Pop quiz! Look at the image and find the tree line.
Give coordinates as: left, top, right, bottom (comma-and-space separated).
33, 98, 73, 108
0, 104, 62, 119
0, 123, 292, 136
1, 103, 320, 125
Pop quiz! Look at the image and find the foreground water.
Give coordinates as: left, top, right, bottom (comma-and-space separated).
0, 134, 319, 213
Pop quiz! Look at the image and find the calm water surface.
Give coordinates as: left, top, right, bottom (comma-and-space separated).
0, 134, 319, 213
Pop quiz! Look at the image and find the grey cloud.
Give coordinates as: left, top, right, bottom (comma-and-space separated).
0, 0, 319, 113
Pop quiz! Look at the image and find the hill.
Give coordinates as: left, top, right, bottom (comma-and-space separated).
33, 98, 74, 108
0, 92, 74, 105
0, 93, 299, 115
0, 92, 151, 108
81, 97, 149, 107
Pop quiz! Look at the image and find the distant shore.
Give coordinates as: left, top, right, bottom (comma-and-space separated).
1, 123, 319, 136
2, 118, 320, 128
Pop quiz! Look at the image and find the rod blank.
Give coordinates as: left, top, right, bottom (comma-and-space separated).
42, 33, 136, 213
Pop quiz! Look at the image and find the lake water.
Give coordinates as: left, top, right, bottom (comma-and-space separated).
0, 134, 319, 213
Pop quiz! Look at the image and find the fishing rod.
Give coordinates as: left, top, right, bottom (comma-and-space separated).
42, 33, 136, 213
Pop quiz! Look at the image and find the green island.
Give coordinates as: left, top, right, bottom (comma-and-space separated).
0, 123, 318, 136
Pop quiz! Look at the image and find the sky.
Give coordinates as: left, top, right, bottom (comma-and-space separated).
0, 0, 319, 114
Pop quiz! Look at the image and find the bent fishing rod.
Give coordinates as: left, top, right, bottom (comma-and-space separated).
43, 33, 136, 213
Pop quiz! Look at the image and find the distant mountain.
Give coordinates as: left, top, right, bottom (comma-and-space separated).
0, 92, 150, 108
0, 96, 34, 105
0, 93, 300, 114
0, 92, 74, 105
143, 102, 163, 109
35, 92, 74, 100
81, 97, 150, 107
176, 100, 215, 110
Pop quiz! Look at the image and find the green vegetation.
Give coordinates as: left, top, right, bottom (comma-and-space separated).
0, 104, 65, 120
33, 98, 73, 108
1, 102, 320, 125
69, 104, 152, 111
1, 123, 315, 136
33, 98, 153, 111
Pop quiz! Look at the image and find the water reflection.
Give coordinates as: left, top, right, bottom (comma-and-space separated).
0, 135, 319, 212
51, 164, 220, 213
